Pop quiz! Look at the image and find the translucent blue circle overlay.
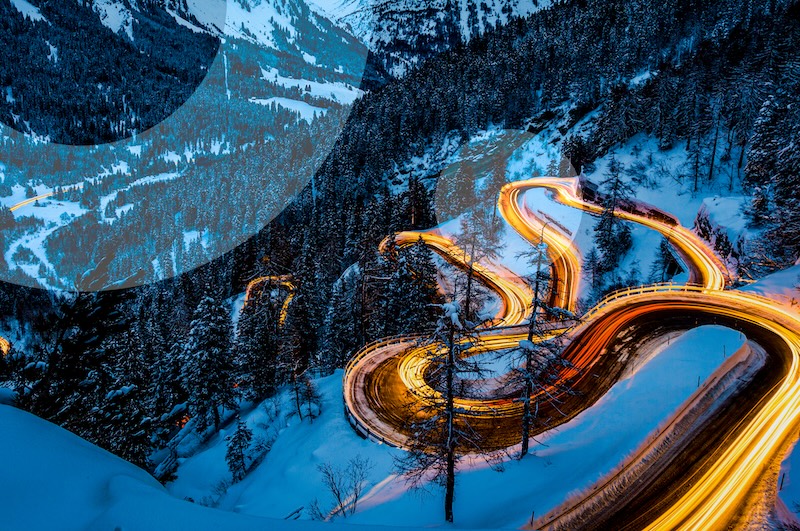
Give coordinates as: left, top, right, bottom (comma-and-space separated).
0, 0, 368, 291
0, 0, 226, 146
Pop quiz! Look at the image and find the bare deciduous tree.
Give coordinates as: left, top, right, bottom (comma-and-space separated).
309, 456, 374, 520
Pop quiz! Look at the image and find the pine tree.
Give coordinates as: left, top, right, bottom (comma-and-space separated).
226, 417, 253, 482
510, 240, 575, 458
181, 295, 236, 432
594, 157, 633, 273
455, 208, 504, 325
18, 259, 122, 441
372, 234, 403, 338
235, 292, 281, 400
648, 238, 681, 283
584, 246, 603, 296
746, 185, 774, 228
320, 274, 362, 371
397, 237, 444, 334
301, 376, 322, 422
394, 301, 487, 523
744, 95, 784, 188
95, 327, 154, 470
0, 205, 13, 230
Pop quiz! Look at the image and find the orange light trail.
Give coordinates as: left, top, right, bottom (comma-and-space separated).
385, 230, 534, 327
243, 274, 295, 326
345, 174, 796, 529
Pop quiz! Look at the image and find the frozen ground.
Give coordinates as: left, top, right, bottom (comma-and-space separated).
164, 326, 744, 528
0, 403, 451, 531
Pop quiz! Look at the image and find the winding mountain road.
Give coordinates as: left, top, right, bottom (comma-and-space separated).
343, 175, 799, 529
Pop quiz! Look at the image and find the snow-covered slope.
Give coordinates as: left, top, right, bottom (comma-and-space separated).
85, 0, 366, 77
92, 0, 135, 40
307, 0, 554, 76
305, 0, 374, 39
163, 328, 747, 528
185, 0, 322, 50
0, 404, 171, 531
0, 403, 426, 531
9, 0, 45, 22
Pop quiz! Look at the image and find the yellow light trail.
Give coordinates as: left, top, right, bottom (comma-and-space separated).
243, 274, 295, 327
345, 173, 795, 529
385, 230, 534, 327
8, 183, 84, 213
528, 177, 728, 290
498, 181, 582, 312
8, 192, 55, 212
564, 285, 800, 531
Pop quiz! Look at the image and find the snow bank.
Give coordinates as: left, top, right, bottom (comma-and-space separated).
0, 404, 435, 531
741, 264, 800, 307
10, 0, 45, 22
701, 195, 750, 235
0, 387, 16, 405
0, 404, 163, 531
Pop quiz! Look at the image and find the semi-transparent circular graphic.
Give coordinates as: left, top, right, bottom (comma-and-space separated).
0, 0, 368, 291
0, 0, 225, 145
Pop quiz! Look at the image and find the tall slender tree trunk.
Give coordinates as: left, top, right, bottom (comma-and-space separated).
520, 361, 533, 459
708, 123, 719, 183
445, 325, 456, 523
520, 245, 544, 459
293, 372, 303, 419
213, 402, 221, 431
736, 140, 747, 189
464, 256, 475, 325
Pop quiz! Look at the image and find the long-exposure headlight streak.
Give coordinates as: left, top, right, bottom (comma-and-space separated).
525, 177, 728, 290
498, 181, 582, 313
344, 174, 796, 529
243, 274, 295, 326
384, 230, 534, 327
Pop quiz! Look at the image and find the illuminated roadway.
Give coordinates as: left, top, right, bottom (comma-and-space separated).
7, 183, 84, 213
385, 230, 535, 327
528, 177, 729, 290
345, 176, 717, 449
533, 286, 800, 530
498, 180, 582, 312
8, 191, 56, 212
343, 175, 797, 529
243, 275, 295, 326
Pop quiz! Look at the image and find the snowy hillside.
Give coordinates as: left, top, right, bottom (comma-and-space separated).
306, 0, 554, 76
85, 0, 367, 77
1, 1, 799, 529
161, 326, 747, 527
0, 403, 426, 531
0, 0, 368, 291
